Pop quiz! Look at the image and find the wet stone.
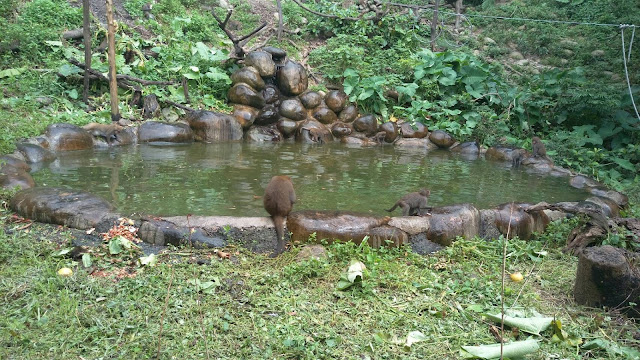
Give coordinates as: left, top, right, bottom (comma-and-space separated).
394, 138, 438, 151
228, 83, 266, 109
0, 155, 31, 172
324, 90, 347, 113
244, 51, 276, 78
262, 46, 287, 63
255, 104, 280, 126
378, 122, 399, 143
287, 210, 390, 244
338, 104, 358, 123
429, 130, 456, 148
485, 146, 528, 162
279, 98, 306, 120
244, 125, 283, 142
261, 85, 280, 105
138, 121, 194, 143
45, 123, 94, 151
276, 117, 299, 138
231, 104, 259, 129
231, 66, 266, 91
352, 115, 378, 136
300, 91, 323, 109
427, 203, 480, 246
450, 141, 480, 155
184, 111, 243, 142
399, 121, 428, 138
276, 60, 308, 96
16, 143, 56, 163
313, 106, 338, 124
10, 187, 117, 230
0, 166, 35, 190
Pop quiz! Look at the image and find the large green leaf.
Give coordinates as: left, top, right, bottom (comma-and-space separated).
461, 339, 539, 359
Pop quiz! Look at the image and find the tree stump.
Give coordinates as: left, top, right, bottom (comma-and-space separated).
574, 245, 640, 317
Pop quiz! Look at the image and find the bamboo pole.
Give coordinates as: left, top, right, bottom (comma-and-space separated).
82, 0, 91, 104
106, 0, 120, 122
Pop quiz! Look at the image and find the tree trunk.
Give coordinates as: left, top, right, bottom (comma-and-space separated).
276, 0, 283, 41
431, 0, 440, 52
106, 0, 120, 122
82, 0, 91, 104
454, 0, 462, 29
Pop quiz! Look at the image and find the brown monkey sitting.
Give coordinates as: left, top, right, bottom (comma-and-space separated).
386, 188, 431, 216
531, 136, 547, 158
263, 175, 296, 256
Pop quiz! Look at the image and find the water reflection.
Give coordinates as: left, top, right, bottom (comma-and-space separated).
33, 142, 589, 217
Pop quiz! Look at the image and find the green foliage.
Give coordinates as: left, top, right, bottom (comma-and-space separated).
0, 0, 82, 65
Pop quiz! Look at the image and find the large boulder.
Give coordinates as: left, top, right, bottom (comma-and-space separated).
300, 91, 323, 109
324, 90, 347, 113
569, 175, 603, 189
244, 125, 283, 142
400, 121, 428, 138
429, 130, 456, 148
485, 146, 527, 162
254, 104, 280, 126
378, 122, 399, 143
244, 51, 276, 77
313, 106, 338, 124
16, 143, 56, 163
44, 123, 94, 151
287, 210, 390, 244
10, 187, 117, 230
230, 66, 265, 91
228, 83, 265, 109
184, 111, 243, 142
138, 121, 194, 143
450, 141, 480, 155
353, 115, 378, 136
276, 117, 299, 138
341, 136, 377, 147
276, 60, 308, 96
261, 85, 281, 105
0, 166, 35, 190
587, 187, 629, 208
231, 104, 259, 129
0, 155, 30, 172
394, 138, 439, 151
427, 203, 480, 246
481, 203, 549, 240
338, 105, 358, 123
368, 225, 408, 248
279, 98, 307, 120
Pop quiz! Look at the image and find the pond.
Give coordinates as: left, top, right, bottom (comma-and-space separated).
31, 142, 589, 217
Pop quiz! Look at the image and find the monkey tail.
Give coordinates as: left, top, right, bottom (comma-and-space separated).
272, 215, 285, 242
386, 204, 397, 212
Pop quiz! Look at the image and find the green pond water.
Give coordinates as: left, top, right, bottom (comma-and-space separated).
31, 142, 589, 217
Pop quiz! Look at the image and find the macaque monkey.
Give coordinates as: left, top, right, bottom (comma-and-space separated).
263, 175, 296, 256
531, 136, 547, 158
83, 123, 123, 145
511, 148, 527, 168
386, 188, 431, 216
307, 128, 324, 144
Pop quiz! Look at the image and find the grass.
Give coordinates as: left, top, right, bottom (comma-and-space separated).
1, 209, 638, 359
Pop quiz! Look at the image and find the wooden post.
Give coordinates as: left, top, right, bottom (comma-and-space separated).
106, 0, 120, 122
82, 0, 91, 104
454, 0, 462, 30
431, 0, 440, 51
431, 0, 440, 52
276, 0, 283, 41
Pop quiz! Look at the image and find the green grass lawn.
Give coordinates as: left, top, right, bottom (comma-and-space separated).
1, 211, 638, 359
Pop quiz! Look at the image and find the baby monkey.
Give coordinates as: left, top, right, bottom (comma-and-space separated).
386, 188, 431, 216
